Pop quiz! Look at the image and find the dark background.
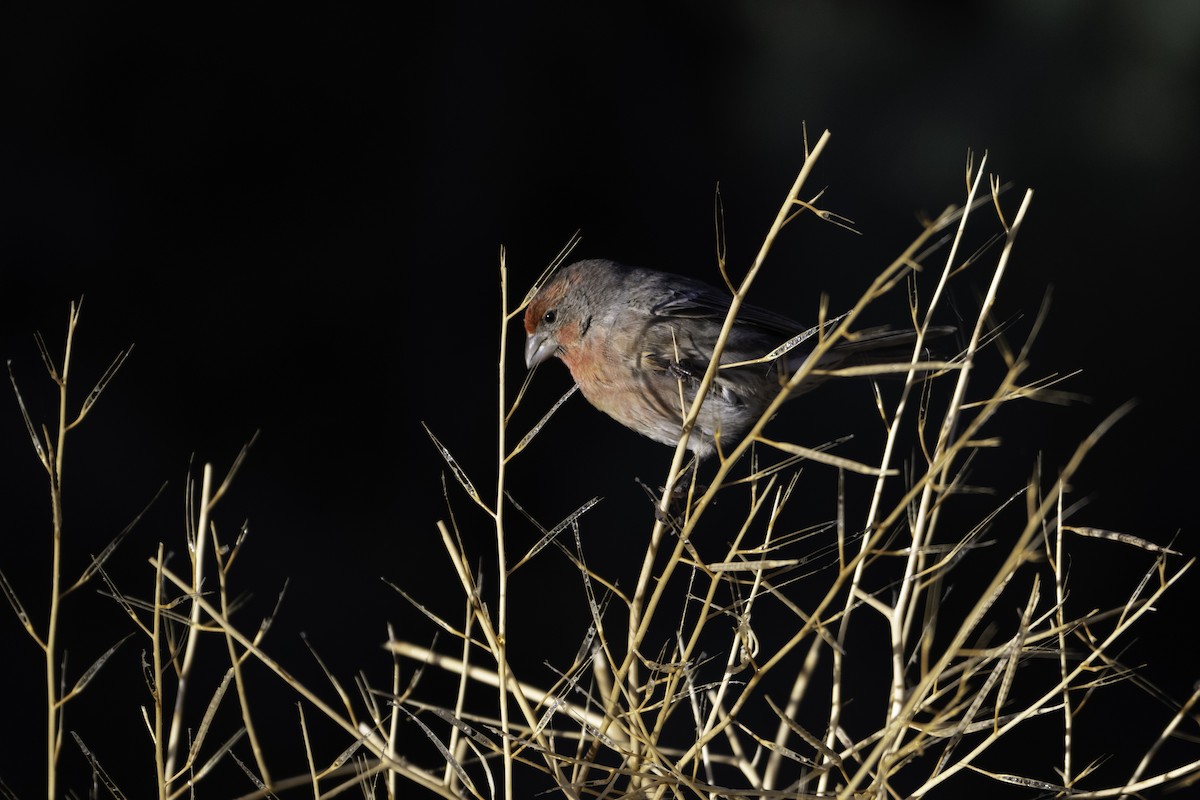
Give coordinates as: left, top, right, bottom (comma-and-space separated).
2, 2, 1198, 797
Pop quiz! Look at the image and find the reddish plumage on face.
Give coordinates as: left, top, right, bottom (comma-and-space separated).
523, 264, 603, 373
523, 258, 946, 459
523, 281, 564, 337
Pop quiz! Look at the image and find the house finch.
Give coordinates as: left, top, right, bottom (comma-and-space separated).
524, 258, 944, 460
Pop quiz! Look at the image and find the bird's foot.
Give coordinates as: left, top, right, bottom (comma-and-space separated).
638, 472, 709, 525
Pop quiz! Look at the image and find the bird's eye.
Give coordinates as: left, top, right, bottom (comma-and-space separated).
543, 309, 557, 325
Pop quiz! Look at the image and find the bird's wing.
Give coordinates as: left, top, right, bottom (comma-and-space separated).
649, 282, 806, 337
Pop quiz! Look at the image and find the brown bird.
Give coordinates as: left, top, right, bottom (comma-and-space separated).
525, 258, 945, 459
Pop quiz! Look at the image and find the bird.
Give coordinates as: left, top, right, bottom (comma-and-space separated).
524, 258, 947, 460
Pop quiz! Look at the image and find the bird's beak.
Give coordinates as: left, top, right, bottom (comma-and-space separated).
524, 331, 556, 368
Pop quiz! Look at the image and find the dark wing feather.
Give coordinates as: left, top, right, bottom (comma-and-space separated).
649, 280, 806, 337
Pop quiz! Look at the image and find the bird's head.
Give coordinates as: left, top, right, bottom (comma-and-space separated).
523, 262, 595, 369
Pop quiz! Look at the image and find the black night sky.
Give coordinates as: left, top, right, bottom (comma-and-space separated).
2, 3, 1198, 798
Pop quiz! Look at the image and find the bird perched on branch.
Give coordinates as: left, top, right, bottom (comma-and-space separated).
524, 258, 948, 460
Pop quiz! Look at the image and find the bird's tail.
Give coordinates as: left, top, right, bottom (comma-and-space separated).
786, 324, 956, 385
